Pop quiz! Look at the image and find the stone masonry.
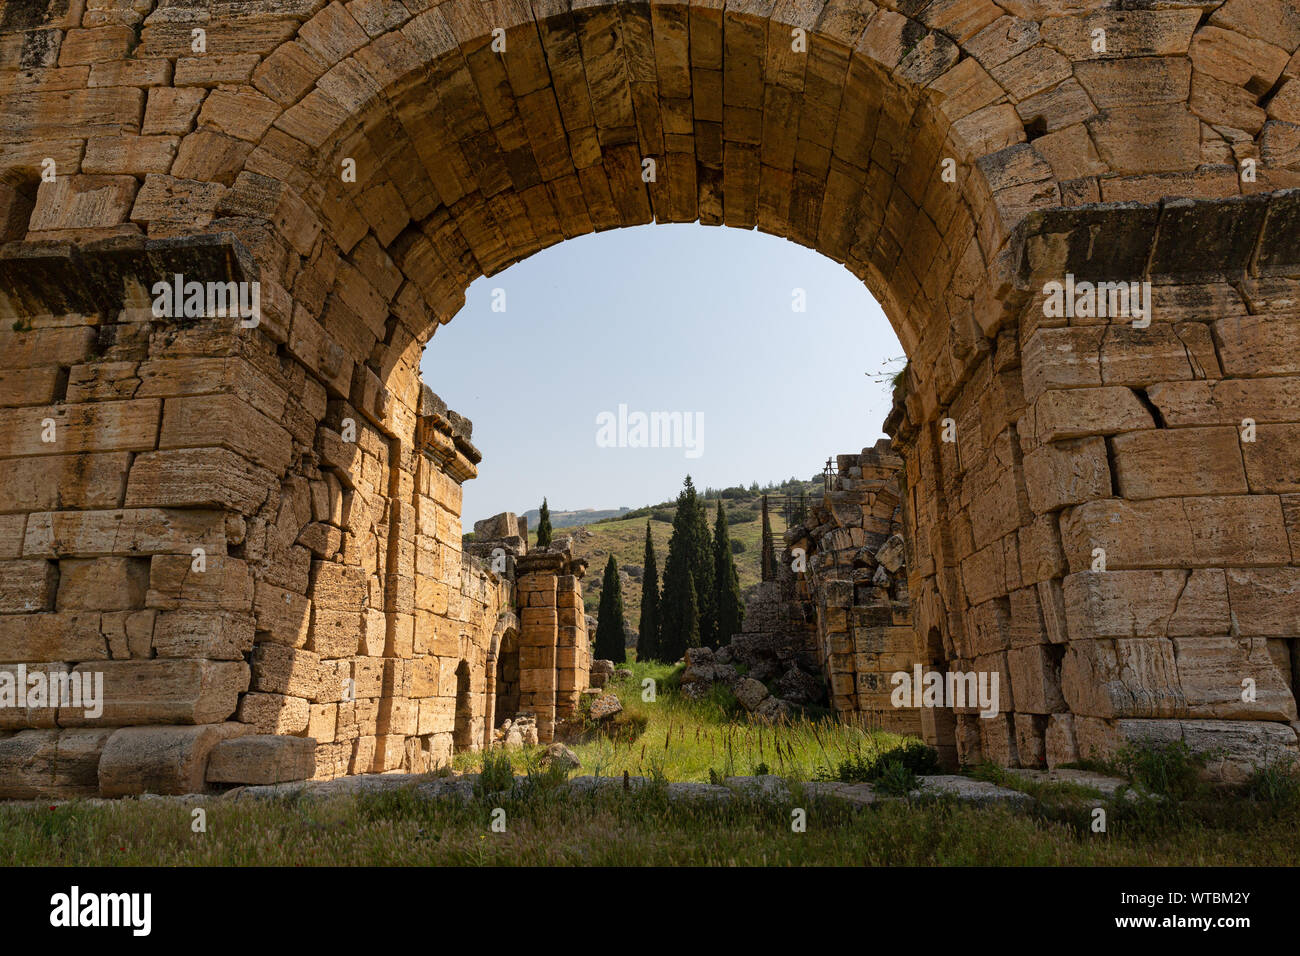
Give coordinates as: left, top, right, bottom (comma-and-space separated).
0, 0, 1299, 791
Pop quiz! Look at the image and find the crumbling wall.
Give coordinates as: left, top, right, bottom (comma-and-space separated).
779, 443, 929, 743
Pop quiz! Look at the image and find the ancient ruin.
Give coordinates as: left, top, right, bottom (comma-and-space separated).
0, 0, 1299, 794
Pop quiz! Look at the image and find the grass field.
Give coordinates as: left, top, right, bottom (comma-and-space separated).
456, 660, 906, 783
3, 660, 1298, 866
5, 783, 1299, 866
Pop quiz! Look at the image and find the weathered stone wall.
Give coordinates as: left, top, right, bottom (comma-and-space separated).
1, 0, 1299, 789
891, 200, 1300, 778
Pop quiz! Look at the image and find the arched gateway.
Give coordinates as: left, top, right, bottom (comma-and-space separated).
0, 0, 1298, 794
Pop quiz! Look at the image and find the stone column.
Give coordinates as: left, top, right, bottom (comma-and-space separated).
555, 573, 586, 723
516, 569, 559, 743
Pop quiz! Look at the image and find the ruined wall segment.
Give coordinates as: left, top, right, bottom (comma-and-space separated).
890, 196, 1300, 779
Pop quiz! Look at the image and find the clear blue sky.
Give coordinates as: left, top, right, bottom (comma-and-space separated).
419, 223, 903, 529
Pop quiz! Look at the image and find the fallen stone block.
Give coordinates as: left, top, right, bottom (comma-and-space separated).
98, 722, 251, 796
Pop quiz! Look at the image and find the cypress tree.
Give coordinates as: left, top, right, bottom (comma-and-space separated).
659, 477, 699, 661
681, 573, 701, 652
712, 500, 744, 646
636, 523, 660, 663
690, 485, 716, 648
658, 476, 717, 657
593, 555, 627, 663
536, 497, 552, 548
659, 553, 699, 662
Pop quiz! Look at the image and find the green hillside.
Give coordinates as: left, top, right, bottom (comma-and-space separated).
528, 491, 804, 638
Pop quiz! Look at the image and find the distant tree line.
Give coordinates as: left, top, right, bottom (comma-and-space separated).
598, 475, 821, 525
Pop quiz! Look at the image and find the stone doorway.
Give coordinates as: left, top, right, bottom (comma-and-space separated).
493, 629, 520, 729
452, 660, 474, 753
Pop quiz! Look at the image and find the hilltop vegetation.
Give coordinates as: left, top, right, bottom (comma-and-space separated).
527, 484, 815, 631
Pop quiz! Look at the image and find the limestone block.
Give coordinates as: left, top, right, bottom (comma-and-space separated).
1077, 717, 1298, 783
350, 735, 376, 774
98, 722, 251, 796
1169, 636, 1296, 720
57, 556, 150, 611
309, 560, 367, 609
197, 86, 281, 142
235, 691, 310, 735
174, 54, 263, 88
81, 134, 179, 175
125, 447, 277, 512
0, 612, 110, 663
978, 713, 1018, 767
0, 728, 116, 799
206, 734, 316, 784
151, 610, 254, 659
314, 658, 351, 703
252, 581, 311, 647
1017, 513, 1066, 585
29, 175, 139, 230
1111, 426, 1247, 499
159, 393, 292, 474
1215, 315, 1300, 378
1147, 377, 1300, 427
60, 659, 249, 726
146, 553, 253, 611
308, 606, 363, 657
142, 87, 206, 135
1063, 569, 1230, 641
0, 559, 58, 612
0, 400, 159, 458
1, 453, 132, 513
23, 508, 227, 558
252, 40, 326, 105
251, 643, 321, 698
1026, 386, 1153, 444
1059, 497, 1291, 571
0, 328, 97, 371
1225, 568, 1300, 636
1045, 713, 1078, 768
1086, 105, 1201, 174
312, 739, 352, 779
1014, 713, 1048, 768
1023, 436, 1111, 512
377, 695, 417, 736
59, 26, 134, 65
1006, 644, 1065, 715
1062, 637, 1184, 718
308, 702, 338, 742
0, 663, 68, 728
954, 714, 984, 767
1243, 424, 1300, 493
1179, 719, 1298, 783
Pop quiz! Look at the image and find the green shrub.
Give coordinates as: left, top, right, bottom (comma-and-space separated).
1114, 739, 1211, 800
476, 750, 515, 796
882, 739, 940, 777
1243, 756, 1300, 807
817, 739, 939, 783
873, 760, 919, 797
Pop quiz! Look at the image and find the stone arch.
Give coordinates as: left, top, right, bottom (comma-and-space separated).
0, 0, 1299, 794
491, 623, 521, 732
